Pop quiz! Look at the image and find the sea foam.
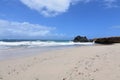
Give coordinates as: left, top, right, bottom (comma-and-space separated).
0, 41, 94, 47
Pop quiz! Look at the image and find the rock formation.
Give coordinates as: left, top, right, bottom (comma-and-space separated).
94, 36, 120, 44
73, 36, 89, 42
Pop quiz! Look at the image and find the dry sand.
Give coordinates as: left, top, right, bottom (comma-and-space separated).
0, 44, 120, 80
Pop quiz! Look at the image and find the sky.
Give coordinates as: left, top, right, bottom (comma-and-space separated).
0, 0, 120, 40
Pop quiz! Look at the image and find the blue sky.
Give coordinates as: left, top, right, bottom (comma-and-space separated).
0, 0, 120, 40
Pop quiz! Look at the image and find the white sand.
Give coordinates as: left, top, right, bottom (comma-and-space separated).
0, 44, 120, 80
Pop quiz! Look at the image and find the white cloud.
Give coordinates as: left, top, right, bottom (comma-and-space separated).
104, 0, 119, 8
112, 25, 120, 29
20, 0, 119, 17
0, 19, 57, 39
20, 0, 89, 17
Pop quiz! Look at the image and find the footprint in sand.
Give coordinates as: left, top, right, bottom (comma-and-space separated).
13, 69, 16, 72
95, 55, 100, 58
35, 78, 39, 80
27, 64, 31, 67
78, 72, 84, 75
8, 72, 11, 75
63, 78, 66, 80
8, 66, 10, 68
93, 68, 99, 73
0, 77, 3, 80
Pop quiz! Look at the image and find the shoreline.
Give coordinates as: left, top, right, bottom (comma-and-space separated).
0, 44, 94, 61
0, 44, 120, 80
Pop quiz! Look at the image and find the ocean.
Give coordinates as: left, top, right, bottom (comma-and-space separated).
0, 40, 94, 60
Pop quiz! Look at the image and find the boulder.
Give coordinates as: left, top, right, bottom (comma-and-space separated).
73, 36, 89, 42
94, 36, 120, 44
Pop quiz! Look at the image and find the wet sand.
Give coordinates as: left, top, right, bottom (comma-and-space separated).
0, 44, 120, 80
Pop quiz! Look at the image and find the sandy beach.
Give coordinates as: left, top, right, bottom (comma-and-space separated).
0, 44, 120, 80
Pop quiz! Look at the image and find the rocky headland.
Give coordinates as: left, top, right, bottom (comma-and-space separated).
73, 36, 89, 42
73, 35, 120, 44
94, 36, 120, 44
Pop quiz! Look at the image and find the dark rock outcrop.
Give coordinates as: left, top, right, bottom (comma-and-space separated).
89, 39, 94, 42
94, 36, 120, 44
73, 36, 89, 42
